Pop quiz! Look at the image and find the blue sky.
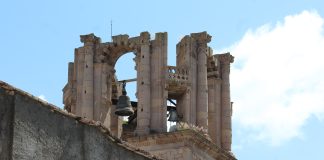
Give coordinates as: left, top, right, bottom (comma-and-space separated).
1, 0, 324, 159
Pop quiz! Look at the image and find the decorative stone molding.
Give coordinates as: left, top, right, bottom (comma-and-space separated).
218, 53, 234, 64
166, 66, 189, 97
191, 31, 212, 44
80, 33, 101, 44
167, 66, 189, 84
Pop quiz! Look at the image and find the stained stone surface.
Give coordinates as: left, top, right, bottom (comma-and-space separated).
62, 31, 235, 160
0, 81, 154, 160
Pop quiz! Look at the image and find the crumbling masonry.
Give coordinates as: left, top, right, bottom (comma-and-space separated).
63, 31, 235, 160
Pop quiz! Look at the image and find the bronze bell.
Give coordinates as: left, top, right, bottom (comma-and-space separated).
115, 82, 134, 116
168, 107, 178, 122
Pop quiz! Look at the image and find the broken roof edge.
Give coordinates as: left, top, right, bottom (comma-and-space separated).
0, 80, 162, 160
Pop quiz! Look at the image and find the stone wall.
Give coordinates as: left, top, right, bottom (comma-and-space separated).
126, 129, 236, 160
0, 83, 14, 160
0, 81, 155, 160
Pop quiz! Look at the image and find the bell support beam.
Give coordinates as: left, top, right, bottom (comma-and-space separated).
118, 78, 137, 83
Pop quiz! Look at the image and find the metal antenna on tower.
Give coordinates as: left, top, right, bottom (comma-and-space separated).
110, 20, 113, 42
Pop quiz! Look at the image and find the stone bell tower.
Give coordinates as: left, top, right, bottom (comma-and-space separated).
63, 31, 235, 160
175, 32, 234, 151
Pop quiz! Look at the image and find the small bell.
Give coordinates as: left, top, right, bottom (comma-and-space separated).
115, 82, 134, 116
168, 107, 178, 122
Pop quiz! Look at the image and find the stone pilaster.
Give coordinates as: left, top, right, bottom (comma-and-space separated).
75, 47, 84, 117
99, 63, 109, 122
103, 67, 120, 137
208, 77, 222, 146
218, 53, 234, 151
109, 72, 120, 137
67, 62, 74, 85
68, 62, 76, 113
80, 33, 101, 119
192, 32, 211, 129
93, 62, 102, 121
150, 32, 168, 133
136, 32, 151, 135
176, 36, 194, 124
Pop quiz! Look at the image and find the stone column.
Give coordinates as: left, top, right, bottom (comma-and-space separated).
80, 33, 100, 119
103, 67, 119, 137
75, 47, 84, 117
109, 74, 120, 137
189, 39, 197, 125
219, 53, 234, 151
176, 36, 196, 124
67, 62, 76, 113
193, 32, 211, 129
67, 62, 74, 87
208, 77, 222, 146
136, 32, 151, 135
93, 62, 102, 121
71, 49, 78, 114
93, 47, 109, 123
150, 32, 168, 133
99, 63, 109, 122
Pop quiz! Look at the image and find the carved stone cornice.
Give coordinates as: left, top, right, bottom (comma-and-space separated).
218, 53, 234, 64
80, 33, 101, 44
191, 31, 212, 44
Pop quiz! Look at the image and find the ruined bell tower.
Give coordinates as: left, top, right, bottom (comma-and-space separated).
63, 31, 235, 160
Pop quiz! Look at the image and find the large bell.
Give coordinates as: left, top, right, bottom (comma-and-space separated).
168, 107, 178, 122
115, 82, 134, 116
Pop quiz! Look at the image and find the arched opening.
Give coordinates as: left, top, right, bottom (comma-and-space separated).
113, 51, 137, 132
114, 52, 137, 102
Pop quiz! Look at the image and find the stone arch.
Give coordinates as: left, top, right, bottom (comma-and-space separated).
102, 40, 140, 68
103, 42, 141, 99
111, 48, 138, 67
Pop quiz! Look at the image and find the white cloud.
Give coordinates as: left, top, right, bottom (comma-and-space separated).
38, 95, 47, 101
219, 10, 324, 145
